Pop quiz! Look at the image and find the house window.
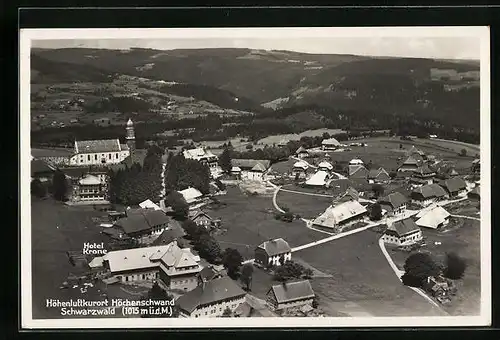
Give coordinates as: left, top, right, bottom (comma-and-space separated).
87, 155, 90, 161
108, 153, 111, 159
116, 153, 119, 159
95, 155, 98, 160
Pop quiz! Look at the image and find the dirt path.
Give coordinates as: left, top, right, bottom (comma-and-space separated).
450, 214, 481, 221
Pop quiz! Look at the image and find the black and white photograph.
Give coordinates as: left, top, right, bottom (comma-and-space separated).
20, 26, 491, 328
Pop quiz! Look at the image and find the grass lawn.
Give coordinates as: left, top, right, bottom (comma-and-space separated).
205, 187, 326, 259
30, 197, 114, 319
446, 199, 481, 217
388, 219, 481, 316
293, 229, 447, 317
276, 190, 332, 219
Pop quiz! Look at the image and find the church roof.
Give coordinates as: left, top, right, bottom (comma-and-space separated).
75, 139, 122, 153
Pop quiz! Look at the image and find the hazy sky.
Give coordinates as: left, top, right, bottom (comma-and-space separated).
32, 36, 480, 60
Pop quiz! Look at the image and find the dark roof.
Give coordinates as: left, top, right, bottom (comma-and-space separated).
31, 159, 55, 176
468, 186, 480, 197
269, 280, 315, 304
151, 222, 186, 246
440, 177, 467, 193
413, 164, 435, 176
368, 167, 390, 180
176, 277, 246, 314
402, 155, 419, 165
388, 218, 420, 237
256, 238, 291, 256
115, 209, 170, 234
60, 166, 107, 179
198, 266, 218, 282
75, 139, 121, 153
295, 146, 308, 154
338, 187, 359, 203
231, 159, 271, 170
188, 210, 212, 221
378, 192, 408, 209
350, 166, 369, 179
411, 183, 448, 199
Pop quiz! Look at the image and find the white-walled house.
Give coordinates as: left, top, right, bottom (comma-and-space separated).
69, 139, 130, 166
266, 280, 315, 311
381, 218, 423, 246
176, 277, 247, 318
254, 238, 292, 268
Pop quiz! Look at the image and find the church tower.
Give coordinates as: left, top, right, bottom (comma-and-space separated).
126, 118, 136, 152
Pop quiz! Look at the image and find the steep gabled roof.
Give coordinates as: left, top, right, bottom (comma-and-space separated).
415, 206, 451, 229
256, 238, 291, 256
231, 159, 271, 170
322, 138, 340, 146
305, 170, 329, 186
413, 164, 435, 176
251, 163, 267, 172
378, 192, 408, 209
402, 155, 419, 166
312, 200, 367, 228
440, 177, 467, 193
349, 166, 369, 179
269, 280, 315, 304
318, 161, 333, 171
295, 146, 308, 154
411, 183, 448, 199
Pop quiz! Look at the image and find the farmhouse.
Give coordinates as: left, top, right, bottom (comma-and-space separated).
266, 280, 315, 312
178, 187, 206, 209
381, 218, 423, 246
468, 186, 480, 200
230, 166, 242, 179
367, 167, 390, 184
254, 238, 292, 268
439, 177, 468, 198
188, 210, 218, 229
378, 192, 408, 216
176, 276, 247, 318
231, 159, 271, 181
114, 208, 171, 243
349, 165, 369, 181
150, 223, 187, 247
410, 183, 448, 206
197, 265, 226, 285
348, 159, 364, 176
336, 187, 360, 203
317, 161, 334, 173
410, 164, 436, 186
305, 170, 329, 187
398, 155, 421, 172
415, 206, 451, 229
292, 160, 309, 179
321, 137, 341, 151
295, 146, 309, 159
183, 147, 222, 179
139, 199, 162, 211
312, 200, 367, 230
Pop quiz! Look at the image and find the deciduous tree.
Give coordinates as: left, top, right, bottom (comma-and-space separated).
402, 252, 441, 287
222, 248, 243, 279
443, 252, 467, 280
52, 169, 68, 201
165, 191, 189, 219
31, 178, 47, 198
240, 263, 254, 291
370, 203, 383, 221
219, 147, 232, 174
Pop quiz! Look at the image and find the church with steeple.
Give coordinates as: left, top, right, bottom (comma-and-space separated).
69, 118, 136, 167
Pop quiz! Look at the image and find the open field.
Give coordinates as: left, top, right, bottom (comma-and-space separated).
293, 229, 446, 317
206, 187, 326, 259
276, 188, 333, 219
446, 199, 481, 217
388, 219, 481, 316
32, 147, 74, 157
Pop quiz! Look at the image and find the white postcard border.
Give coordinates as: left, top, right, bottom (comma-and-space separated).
20, 26, 491, 329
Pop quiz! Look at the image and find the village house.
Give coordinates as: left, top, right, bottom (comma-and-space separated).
415, 206, 451, 230
183, 147, 223, 179
312, 200, 367, 230
378, 192, 408, 216
113, 208, 171, 243
398, 155, 421, 172
197, 265, 226, 285
266, 280, 315, 312
348, 158, 364, 176
231, 159, 271, 181
230, 166, 242, 179
468, 186, 480, 200
381, 218, 423, 246
69, 173, 108, 203
336, 187, 360, 204
321, 137, 341, 151
349, 165, 369, 181
422, 276, 452, 298
410, 183, 448, 206
178, 187, 206, 210
139, 199, 162, 211
150, 222, 187, 247
305, 170, 330, 187
188, 210, 220, 230
176, 276, 247, 318
367, 167, 391, 184
292, 160, 309, 179
90, 241, 201, 290
295, 146, 310, 159
410, 164, 437, 186
254, 238, 292, 268
317, 160, 334, 173
439, 177, 468, 198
